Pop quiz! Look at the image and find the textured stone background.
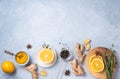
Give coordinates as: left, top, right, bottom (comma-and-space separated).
0, 0, 120, 79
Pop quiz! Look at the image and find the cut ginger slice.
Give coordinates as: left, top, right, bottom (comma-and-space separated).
40, 70, 47, 76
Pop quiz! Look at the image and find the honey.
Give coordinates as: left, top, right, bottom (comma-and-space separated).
15, 51, 28, 64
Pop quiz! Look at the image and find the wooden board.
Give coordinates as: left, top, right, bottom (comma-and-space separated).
85, 47, 117, 79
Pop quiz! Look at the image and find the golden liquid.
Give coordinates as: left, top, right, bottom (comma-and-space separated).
15, 51, 28, 64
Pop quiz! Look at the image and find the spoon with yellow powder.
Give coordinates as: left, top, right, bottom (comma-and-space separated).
4, 50, 30, 66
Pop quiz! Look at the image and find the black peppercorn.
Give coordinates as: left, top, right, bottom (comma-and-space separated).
60, 49, 70, 59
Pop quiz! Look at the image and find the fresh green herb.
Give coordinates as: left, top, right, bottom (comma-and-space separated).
102, 50, 116, 79
112, 44, 115, 47
42, 44, 49, 48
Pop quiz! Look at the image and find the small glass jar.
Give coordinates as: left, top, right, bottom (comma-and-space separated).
60, 48, 72, 60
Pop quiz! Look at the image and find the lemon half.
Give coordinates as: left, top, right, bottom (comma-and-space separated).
38, 48, 55, 63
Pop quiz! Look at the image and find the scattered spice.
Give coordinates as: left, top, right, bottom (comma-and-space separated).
65, 70, 71, 76
59, 42, 67, 46
26, 44, 32, 49
60, 49, 70, 59
4, 50, 15, 56
95, 51, 102, 56
4, 50, 25, 59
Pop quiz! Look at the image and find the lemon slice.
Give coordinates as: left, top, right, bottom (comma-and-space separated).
39, 48, 55, 63
89, 54, 103, 65
90, 58, 104, 72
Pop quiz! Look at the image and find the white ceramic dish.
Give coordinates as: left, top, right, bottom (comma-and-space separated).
35, 48, 57, 67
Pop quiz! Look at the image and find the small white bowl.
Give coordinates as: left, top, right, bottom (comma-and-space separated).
15, 51, 30, 66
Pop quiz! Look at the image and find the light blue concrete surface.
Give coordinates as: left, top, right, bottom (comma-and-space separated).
0, 0, 120, 79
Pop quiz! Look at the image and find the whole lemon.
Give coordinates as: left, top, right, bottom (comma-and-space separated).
1, 61, 15, 74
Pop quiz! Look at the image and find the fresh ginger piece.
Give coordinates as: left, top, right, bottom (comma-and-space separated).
32, 71, 38, 79
40, 70, 47, 76
25, 64, 37, 72
74, 43, 85, 59
83, 39, 91, 45
71, 60, 84, 76
71, 43, 86, 76
78, 54, 86, 64
73, 65, 84, 76
25, 64, 38, 79
86, 44, 91, 51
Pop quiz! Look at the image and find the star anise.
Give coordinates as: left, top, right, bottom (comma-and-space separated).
65, 70, 71, 76
26, 44, 32, 49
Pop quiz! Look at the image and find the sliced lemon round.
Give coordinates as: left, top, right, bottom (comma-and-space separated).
39, 48, 55, 63
89, 54, 103, 65
90, 58, 104, 72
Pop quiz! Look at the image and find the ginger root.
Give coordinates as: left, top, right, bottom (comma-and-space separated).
71, 43, 86, 76
83, 39, 91, 51
25, 64, 38, 79
83, 39, 91, 45
71, 60, 84, 76
85, 44, 91, 51
74, 43, 84, 59
74, 43, 86, 64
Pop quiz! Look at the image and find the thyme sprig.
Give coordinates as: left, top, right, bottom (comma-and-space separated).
42, 43, 50, 49
102, 50, 116, 79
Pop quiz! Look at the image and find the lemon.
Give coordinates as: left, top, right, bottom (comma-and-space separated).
39, 48, 55, 63
1, 61, 15, 74
90, 58, 104, 72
